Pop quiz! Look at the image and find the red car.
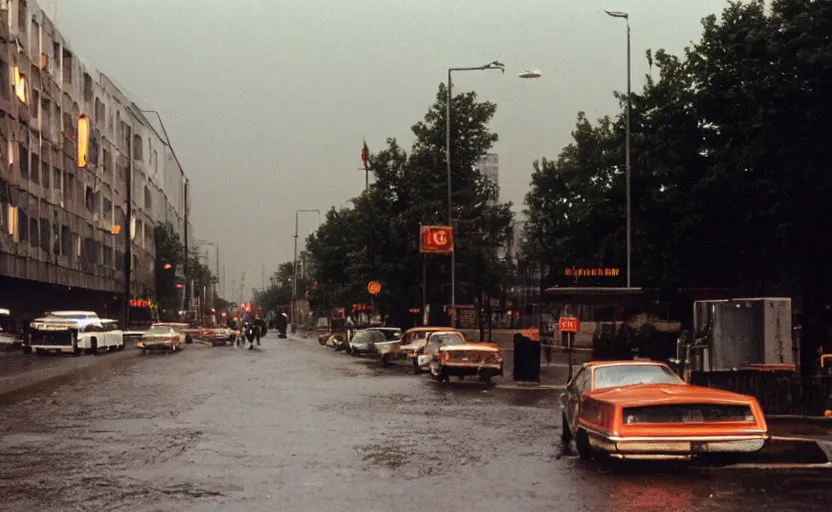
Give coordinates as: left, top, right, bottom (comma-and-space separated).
561, 360, 768, 460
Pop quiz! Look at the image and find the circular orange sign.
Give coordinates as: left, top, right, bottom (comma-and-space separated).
367, 281, 382, 295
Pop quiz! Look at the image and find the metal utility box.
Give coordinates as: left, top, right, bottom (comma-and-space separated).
693, 298, 794, 370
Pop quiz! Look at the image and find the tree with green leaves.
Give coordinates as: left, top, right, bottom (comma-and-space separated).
521, 0, 832, 364
154, 223, 185, 313
305, 83, 514, 327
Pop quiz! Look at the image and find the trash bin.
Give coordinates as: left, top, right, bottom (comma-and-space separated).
513, 333, 541, 382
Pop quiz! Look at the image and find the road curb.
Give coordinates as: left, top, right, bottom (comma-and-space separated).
495, 383, 565, 391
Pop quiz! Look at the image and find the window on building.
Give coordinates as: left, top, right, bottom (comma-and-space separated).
60, 224, 71, 256
7, 205, 18, 239
53, 168, 61, 195
83, 73, 93, 102
85, 186, 95, 213
52, 222, 59, 255
39, 219, 49, 252
29, 217, 38, 247
30, 153, 39, 184
30, 19, 38, 55
42, 160, 49, 188
103, 196, 112, 217
63, 112, 74, 138
0, 58, 9, 101
14, 67, 28, 103
115, 250, 124, 271
62, 49, 73, 84
18, 144, 28, 181
18, 1, 27, 33
31, 89, 39, 119
103, 245, 113, 268
144, 186, 152, 210
18, 208, 28, 243
41, 97, 51, 134
94, 97, 105, 128
132, 134, 143, 160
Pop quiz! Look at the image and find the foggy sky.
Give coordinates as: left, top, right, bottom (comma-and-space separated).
46, 0, 729, 302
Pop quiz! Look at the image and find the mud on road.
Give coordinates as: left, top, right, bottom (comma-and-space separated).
1, 334, 832, 512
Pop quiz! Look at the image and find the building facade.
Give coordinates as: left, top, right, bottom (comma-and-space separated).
475, 153, 499, 204
0, 0, 189, 315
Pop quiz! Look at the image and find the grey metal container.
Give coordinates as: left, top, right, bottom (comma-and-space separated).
693, 298, 794, 370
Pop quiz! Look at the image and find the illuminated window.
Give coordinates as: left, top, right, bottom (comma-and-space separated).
77, 114, 89, 167
7, 206, 18, 238
14, 67, 28, 103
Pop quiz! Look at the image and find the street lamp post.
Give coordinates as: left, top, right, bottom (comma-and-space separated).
604, 10, 632, 288
445, 62, 539, 325
293, 209, 321, 332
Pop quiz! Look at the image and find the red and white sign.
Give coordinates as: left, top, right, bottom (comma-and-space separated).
558, 317, 580, 333
419, 225, 454, 254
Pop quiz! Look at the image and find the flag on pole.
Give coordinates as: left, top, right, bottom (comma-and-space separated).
361, 139, 369, 169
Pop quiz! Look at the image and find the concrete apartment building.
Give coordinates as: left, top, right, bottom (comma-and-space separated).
0, 0, 189, 317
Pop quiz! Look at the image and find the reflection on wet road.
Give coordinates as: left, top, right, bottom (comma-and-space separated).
1, 333, 831, 511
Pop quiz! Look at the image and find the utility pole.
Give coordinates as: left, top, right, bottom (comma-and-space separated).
240, 271, 246, 305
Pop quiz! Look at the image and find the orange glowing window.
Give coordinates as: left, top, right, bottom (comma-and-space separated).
77, 115, 90, 167
13, 67, 27, 103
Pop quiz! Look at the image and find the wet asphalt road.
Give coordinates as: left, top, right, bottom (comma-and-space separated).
1, 333, 832, 511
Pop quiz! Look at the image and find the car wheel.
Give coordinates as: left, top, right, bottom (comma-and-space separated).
412, 359, 421, 375
185, 336, 193, 344
90, 338, 98, 356
561, 412, 573, 443
575, 429, 593, 460
22, 345, 32, 355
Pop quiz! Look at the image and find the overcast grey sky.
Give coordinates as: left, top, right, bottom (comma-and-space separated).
48, 0, 728, 301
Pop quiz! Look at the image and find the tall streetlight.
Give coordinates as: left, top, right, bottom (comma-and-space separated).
293, 209, 321, 332
604, 10, 632, 288
446, 61, 540, 325
139, 108, 192, 302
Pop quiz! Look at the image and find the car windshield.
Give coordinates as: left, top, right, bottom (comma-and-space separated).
372, 329, 401, 340
430, 332, 465, 347
48, 313, 93, 320
593, 364, 682, 390
352, 331, 379, 343
147, 326, 174, 334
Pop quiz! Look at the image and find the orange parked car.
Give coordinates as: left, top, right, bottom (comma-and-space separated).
560, 360, 768, 460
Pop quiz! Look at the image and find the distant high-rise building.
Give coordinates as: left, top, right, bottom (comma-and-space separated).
475, 154, 499, 203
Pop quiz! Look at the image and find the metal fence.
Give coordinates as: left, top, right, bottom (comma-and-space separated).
691, 370, 832, 416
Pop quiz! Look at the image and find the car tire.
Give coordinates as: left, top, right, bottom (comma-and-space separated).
575, 429, 593, 460
22, 345, 32, 355
90, 337, 98, 356
412, 359, 421, 375
185, 336, 193, 344
561, 412, 573, 443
